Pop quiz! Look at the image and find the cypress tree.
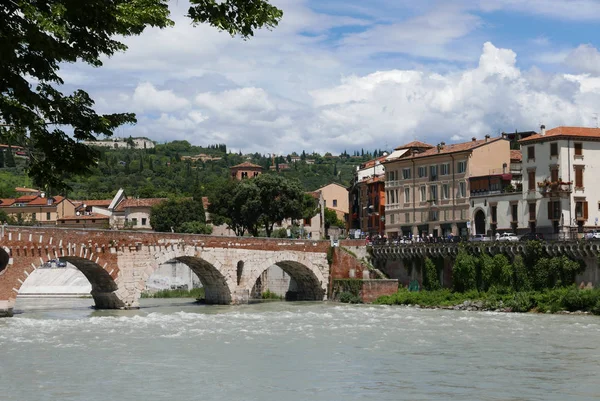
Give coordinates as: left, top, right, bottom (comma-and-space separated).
0, 149, 4, 168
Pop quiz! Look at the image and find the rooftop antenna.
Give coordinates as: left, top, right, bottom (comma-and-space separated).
594, 113, 599, 128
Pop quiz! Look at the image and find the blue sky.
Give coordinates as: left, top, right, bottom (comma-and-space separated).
64, 0, 600, 154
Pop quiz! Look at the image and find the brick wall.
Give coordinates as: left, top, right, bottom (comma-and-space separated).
360, 280, 399, 303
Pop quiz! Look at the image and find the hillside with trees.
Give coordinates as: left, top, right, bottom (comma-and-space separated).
0, 140, 388, 201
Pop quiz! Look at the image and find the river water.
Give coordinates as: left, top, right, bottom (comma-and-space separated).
1, 298, 599, 401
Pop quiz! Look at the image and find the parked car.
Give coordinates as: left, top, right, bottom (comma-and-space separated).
519, 233, 545, 242
497, 233, 519, 242
584, 230, 600, 240
470, 234, 489, 242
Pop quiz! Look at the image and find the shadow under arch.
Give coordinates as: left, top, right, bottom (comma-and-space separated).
0, 247, 8, 274
60, 256, 123, 309
172, 256, 232, 304
254, 260, 326, 301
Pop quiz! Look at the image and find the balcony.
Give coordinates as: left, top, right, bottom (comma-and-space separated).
386, 180, 402, 188
470, 184, 522, 198
538, 181, 572, 198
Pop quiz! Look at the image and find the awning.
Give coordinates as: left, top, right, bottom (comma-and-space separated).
385, 149, 409, 162
501, 173, 513, 181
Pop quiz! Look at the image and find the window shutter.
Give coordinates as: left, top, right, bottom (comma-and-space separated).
584, 202, 589, 220
547, 202, 553, 220
576, 168, 583, 188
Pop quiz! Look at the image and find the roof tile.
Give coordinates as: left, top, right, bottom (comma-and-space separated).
520, 126, 600, 143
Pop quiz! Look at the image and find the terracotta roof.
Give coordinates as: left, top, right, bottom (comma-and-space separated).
231, 161, 263, 169
394, 140, 434, 151
520, 126, 600, 143
80, 199, 112, 207
362, 155, 388, 168
58, 213, 109, 221
15, 187, 39, 193
14, 195, 38, 203
114, 198, 167, 211
27, 196, 65, 206
510, 150, 522, 161
307, 191, 321, 199
0, 199, 15, 207
406, 137, 503, 160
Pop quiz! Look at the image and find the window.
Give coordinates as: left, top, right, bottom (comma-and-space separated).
389, 214, 395, 224
575, 166, 584, 188
333, 199, 338, 207
405, 213, 410, 223
574, 143, 583, 156
491, 206, 497, 224
46, 212, 51, 221
440, 163, 450, 175
403, 168, 411, 179
551, 168, 559, 183
304, 218, 311, 226
527, 146, 535, 161
575, 201, 588, 221
241, 171, 248, 178
457, 161, 466, 174
142, 218, 147, 226
550, 143, 558, 157
511, 204, 518, 222
418, 166, 427, 178
420, 186, 426, 201
32, 213, 36, 221
548, 201, 561, 220
429, 210, 438, 221
430, 165, 438, 180
528, 170, 536, 191
429, 185, 437, 201
458, 182, 466, 198
404, 187, 410, 203
132, 218, 138, 226
528, 203, 536, 221
442, 184, 449, 199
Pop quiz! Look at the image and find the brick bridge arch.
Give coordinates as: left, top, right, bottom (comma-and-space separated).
0, 240, 119, 316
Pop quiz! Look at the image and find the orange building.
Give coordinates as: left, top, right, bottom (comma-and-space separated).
230, 162, 263, 180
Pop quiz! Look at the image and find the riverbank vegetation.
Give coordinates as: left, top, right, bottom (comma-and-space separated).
375, 241, 600, 314
141, 287, 205, 299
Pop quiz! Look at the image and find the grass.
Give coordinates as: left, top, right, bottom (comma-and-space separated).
261, 289, 284, 300
374, 287, 600, 315
141, 287, 205, 299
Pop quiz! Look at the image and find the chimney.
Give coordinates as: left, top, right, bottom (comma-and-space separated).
540, 124, 546, 136
485, 134, 490, 143
472, 137, 476, 142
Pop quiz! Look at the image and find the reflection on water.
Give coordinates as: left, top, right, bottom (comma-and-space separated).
2, 298, 600, 401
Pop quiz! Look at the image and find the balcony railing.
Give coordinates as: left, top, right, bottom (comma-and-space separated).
470, 184, 522, 198
538, 181, 572, 197
386, 180, 402, 188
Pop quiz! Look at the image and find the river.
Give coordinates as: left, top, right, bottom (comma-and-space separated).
1, 298, 599, 401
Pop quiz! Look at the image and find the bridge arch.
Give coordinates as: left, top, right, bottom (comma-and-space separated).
151, 247, 234, 304
59, 256, 123, 309
246, 253, 327, 301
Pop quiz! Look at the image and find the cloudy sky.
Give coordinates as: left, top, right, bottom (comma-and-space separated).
64, 0, 600, 154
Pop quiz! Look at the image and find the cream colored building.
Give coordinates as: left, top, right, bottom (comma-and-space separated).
316, 183, 349, 222
384, 136, 511, 239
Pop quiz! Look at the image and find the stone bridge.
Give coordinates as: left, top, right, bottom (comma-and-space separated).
0, 227, 333, 317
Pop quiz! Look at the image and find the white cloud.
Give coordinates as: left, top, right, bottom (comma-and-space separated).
566, 44, 600, 75
132, 82, 190, 112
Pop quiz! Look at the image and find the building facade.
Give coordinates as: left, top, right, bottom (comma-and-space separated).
230, 162, 263, 180
384, 137, 511, 239
518, 126, 600, 235
349, 155, 387, 237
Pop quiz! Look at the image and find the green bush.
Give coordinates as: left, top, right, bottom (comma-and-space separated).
141, 287, 205, 299
423, 257, 441, 291
339, 292, 362, 304
452, 248, 477, 292
261, 289, 283, 300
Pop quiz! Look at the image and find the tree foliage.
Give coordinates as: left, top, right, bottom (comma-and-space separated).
324, 208, 344, 230
150, 197, 206, 233
0, 0, 282, 190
